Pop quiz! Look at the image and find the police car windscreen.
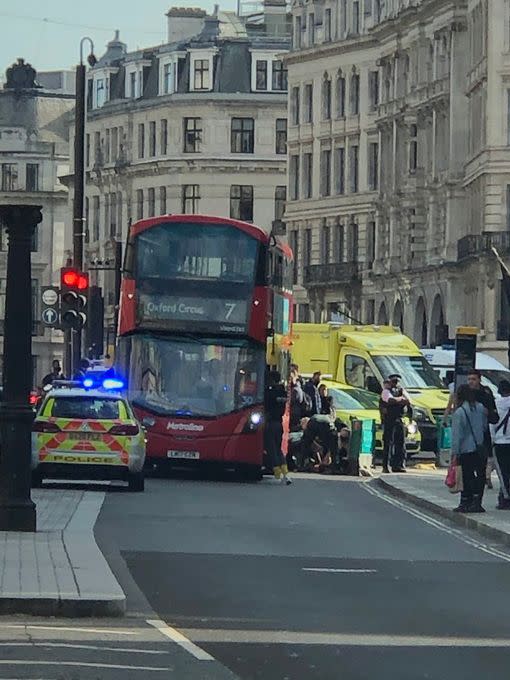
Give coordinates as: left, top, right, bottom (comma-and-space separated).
51, 397, 121, 420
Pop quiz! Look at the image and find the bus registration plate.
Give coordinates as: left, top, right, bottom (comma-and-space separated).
167, 450, 200, 460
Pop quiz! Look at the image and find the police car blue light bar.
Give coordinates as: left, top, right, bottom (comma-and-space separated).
83, 378, 94, 388
102, 378, 125, 390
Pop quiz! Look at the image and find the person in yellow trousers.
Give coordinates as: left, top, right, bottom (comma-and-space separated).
264, 370, 292, 485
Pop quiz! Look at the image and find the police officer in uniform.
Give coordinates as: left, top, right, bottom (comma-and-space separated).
381, 374, 412, 473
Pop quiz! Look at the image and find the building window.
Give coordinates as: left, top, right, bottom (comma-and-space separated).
26, 163, 39, 191
322, 75, 332, 120
289, 154, 300, 200
96, 78, 106, 107
86, 134, 90, 167
294, 15, 302, 49
184, 117, 202, 153
256, 60, 268, 90
194, 59, 210, 90
350, 73, 360, 115
160, 186, 167, 215
138, 123, 145, 159
320, 148, 331, 197
103, 194, 110, 238
308, 13, 315, 45
303, 152, 313, 198
336, 222, 345, 262
182, 185, 200, 214
84, 197, 89, 244
324, 8, 332, 41
409, 123, 418, 173
367, 220, 376, 268
94, 131, 101, 165
275, 118, 287, 154
289, 230, 299, 284
111, 127, 118, 160
31, 227, 38, 252
352, 1, 360, 34
136, 189, 144, 220
160, 119, 168, 155
148, 188, 156, 217
275, 186, 286, 221
368, 142, 379, 191
304, 228, 312, 267
129, 71, 137, 98
336, 75, 346, 118
291, 86, 300, 125
272, 60, 288, 91
231, 117, 254, 153
149, 121, 156, 157
321, 222, 331, 264
104, 129, 111, 163
366, 299, 375, 324
110, 192, 117, 236
304, 83, 313, 123
340, 0, 347, 36
334, 147, 345, 195
92, 196, 100, 241
230, 185, 254, 222
369, 71, 380, 111
349, 221, 359, 261
163, 62, 175, 94
350, 145, 359, 193
1, 163, 18, 191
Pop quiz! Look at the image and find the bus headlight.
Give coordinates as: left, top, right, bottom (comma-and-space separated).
243, 412, 263, 433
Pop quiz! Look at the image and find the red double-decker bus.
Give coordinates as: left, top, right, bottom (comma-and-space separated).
116, 214, 293, 479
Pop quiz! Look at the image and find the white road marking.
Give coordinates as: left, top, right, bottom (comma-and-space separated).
180, 628, 510, 647
0, 661, 169, 671
0, 624, 138, 635
0, 642, 166, 654
302, 568, 377, 574
147, 618, 214, 661
363, 482, 510, 563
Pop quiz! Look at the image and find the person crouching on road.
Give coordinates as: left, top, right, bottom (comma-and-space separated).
264, 370, 292, 485
301, 415, 350, 474
451, 384, 488, 514
491, 379, 510, 510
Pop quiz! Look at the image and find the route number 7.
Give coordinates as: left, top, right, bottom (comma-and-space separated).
225, 303, 236, 320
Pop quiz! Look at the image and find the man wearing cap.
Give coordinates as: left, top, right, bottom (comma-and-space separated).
381, 374, 411, 473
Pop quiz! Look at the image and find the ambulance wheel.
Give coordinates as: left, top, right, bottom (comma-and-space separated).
128, 471, 145, 492
31, 470, 43, 488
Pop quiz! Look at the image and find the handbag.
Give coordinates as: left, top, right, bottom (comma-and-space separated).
462, 406, 486, 457
445, 457, 463, 494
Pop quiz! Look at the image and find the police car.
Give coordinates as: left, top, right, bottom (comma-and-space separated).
31, 379, 146, 491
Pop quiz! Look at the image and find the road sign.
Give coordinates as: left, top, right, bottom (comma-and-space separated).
42, 307, 58, 325
41, 285, 60, 329
42, 288, 58, 306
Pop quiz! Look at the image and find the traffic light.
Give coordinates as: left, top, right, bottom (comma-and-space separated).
60, 267, 89, 330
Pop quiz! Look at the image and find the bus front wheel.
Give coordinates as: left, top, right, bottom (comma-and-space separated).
239, 464, 262, 482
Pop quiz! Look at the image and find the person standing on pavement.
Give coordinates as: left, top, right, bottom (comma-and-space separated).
490, 379, 510, 510
264, 370, 292, 485
467, 369, 499, 489
304, 371, 322, 416
380, 374, 411, 473
289, 366, 309, 430
42, 359, 64, 387
451, 384, 488, 513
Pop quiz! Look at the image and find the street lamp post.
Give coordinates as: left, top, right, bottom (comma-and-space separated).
0, 204, 43, 532
70, 37, 96, 375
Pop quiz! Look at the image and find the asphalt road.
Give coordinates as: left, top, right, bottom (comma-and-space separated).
92, 473, 510, 680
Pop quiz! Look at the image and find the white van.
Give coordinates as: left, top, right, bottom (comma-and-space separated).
421, 347, 510, 395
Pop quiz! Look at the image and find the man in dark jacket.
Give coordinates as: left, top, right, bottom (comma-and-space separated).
42, 360, 64, 387
304, 371, 322, 416
264, 370, 292, 485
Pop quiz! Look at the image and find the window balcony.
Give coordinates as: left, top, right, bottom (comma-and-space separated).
304, 261, 359, 287
457, 232, 510, 262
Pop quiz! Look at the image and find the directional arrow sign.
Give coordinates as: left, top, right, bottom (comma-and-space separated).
42, 307, 59, 326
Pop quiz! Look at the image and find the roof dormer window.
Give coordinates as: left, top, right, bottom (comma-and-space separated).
125, 60, 150, 99
88, 67, 117, 109
189, 49, 216, 92
159, 53, 182, 95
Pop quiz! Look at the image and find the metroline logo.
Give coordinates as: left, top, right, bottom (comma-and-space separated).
167, 422, 204, 432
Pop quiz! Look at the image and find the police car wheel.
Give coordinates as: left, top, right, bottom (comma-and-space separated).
31, 470, 43, 488
128, 471, 145, 492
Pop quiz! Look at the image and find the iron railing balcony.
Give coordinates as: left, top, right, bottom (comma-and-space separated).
458, 232, 510, 261
304, 261, 359, 286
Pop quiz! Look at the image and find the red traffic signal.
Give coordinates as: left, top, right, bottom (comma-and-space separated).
61, 268, 89, 291
60, 267, 89, 330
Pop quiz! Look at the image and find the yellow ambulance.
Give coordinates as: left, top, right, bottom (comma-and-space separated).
291, 324, 449, 452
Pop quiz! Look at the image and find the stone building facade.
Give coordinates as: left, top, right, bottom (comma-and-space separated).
0, 61, 74, 383
285, 0, 510, 357
71, 2, 291, 342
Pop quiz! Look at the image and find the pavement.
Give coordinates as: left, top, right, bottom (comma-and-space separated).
0, 487, 125, 617
376, 467, 510, 546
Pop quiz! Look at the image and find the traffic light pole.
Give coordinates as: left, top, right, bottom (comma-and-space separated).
72, 61, 86, 372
